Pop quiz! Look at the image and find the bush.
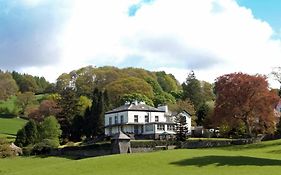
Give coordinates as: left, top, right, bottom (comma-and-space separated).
131, 140, 179, 148
0, 139, 16, 158
31, 139, 59, 155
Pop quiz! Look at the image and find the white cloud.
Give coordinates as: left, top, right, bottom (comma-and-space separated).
19, 0, 281, 87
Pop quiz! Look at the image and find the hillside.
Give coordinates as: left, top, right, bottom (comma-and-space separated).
1, 139, 281, 175
0, 117, 27, 141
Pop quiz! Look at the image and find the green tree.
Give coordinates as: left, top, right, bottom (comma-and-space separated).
84, 88, 107, 139
16, 92, 37, 117
196, 103, 210, 126
15, 120, 39, 147
105, 77, 154, 108
39, 116, 62, 147
57, 87, 80, 140
15, 128, 27, 147
120, 93, 154, 106
182, 71, 203, 110
156, 71, 180, 93
0, 71, 18, 101
175, 114, 188, 141
77, 96, 92, 116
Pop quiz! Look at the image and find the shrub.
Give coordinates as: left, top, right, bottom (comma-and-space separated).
131, 140, 179, 148
0, 139, 16, 158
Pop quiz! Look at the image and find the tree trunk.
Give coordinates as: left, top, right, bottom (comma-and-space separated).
245, 118, 253, 138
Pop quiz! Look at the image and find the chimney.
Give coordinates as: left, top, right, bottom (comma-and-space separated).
132, 100, 138, 105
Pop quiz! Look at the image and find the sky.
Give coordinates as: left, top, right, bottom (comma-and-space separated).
0, 0, 281, 87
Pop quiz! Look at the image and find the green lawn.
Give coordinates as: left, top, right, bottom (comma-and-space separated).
1, 139, 281, 175
0, 117, 27, 141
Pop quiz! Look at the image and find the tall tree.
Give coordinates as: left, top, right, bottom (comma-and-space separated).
56, 87, 80, 140
182, 71, 203, 110
84, 88, 107, 139
0, 71, 18, 101
214, 73, 280, 137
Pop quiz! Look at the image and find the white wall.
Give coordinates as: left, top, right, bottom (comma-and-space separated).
127, 111, 165, 123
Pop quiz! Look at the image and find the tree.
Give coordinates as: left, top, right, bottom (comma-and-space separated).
16, 92, 37, 117
120, 93, 154, 107
15, 120, 39, 147
182, 71, 203, 110
39, 116, 62, 147
56, 87, 80, 140
214, 73, 280, 137
196, 103, 210, 126
28, 100, 61, 122
175, 114, 188, 141
0, 71, 18, 101
84, 88, 107, 139
105, 77, 154, 108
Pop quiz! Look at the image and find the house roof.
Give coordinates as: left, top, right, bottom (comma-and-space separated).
105, 103, 165, 114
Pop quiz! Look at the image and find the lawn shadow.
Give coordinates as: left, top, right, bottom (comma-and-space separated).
171, 156, 281, 167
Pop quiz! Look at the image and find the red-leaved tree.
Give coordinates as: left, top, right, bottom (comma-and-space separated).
214, 73, 280, 137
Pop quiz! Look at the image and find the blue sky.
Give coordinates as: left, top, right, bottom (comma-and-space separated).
0, 0, 281, 87
237, 0, 281, 34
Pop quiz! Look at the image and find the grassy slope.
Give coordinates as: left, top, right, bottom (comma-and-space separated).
1, 139, 281, 175
0, 117, 27, 141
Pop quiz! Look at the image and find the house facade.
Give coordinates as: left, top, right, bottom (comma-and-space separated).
104, 101, 192, 139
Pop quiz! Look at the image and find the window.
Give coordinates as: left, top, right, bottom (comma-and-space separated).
134, 115, 138, 122
145, 124, 153, 132
157, 124, 164, 131
120, 115, 124, 123
167, 125, 175, 131
115, 116, 118, 124
109, 117, 112, 125
155, 116, 159, 122
145, 115, 149, 123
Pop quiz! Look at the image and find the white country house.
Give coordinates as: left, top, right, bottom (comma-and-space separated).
104, 101, 192, 139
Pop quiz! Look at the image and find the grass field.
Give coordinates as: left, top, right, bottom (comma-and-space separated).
0, 117, 27, 141
0, 139, 281, 175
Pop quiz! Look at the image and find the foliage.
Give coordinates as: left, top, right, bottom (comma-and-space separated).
196, 103, 210, 126
175, 113, 189, 141
156, 71, 180, 93
16, 92, 37, 117
15, 117, 61, 148
77, 96, 92, 116
154, 92, 176, 107
130, 140, 179, 148
182, 71, 204, 110
11, 71, 49, 93
28, 100, 61, 122
105, 77, 154, 108
84, 88, 107, 139
0, 138, 17, 158
15, 120, 39, 147
120, 93, 154, 107
214, 73, 280, 137
38, 116, 62, 147
201, 81, 215, 101
57, 88, 80, 140
0, 71, 18, 101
